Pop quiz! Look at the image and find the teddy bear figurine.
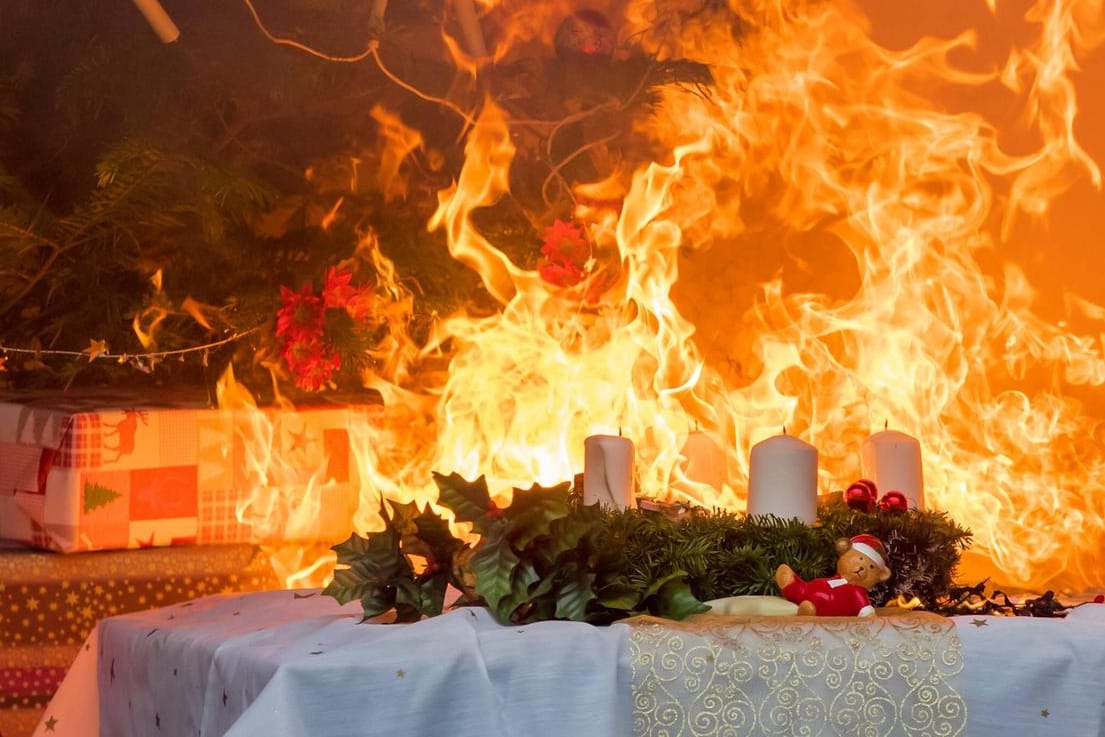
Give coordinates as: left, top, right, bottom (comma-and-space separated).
775, 534, 891, 617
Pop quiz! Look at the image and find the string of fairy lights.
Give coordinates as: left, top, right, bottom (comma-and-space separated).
0, 1, 625, 378
0, 329, 260, 373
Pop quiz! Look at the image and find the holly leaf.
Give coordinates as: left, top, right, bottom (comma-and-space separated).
506, 482, 572, 549
417, 572, 450, 618
503, 559, 541, 617
471, 527, 521, 620
322, 564, 381, 606
413, 505, 464, 553
555, 569, 597, 621
330, 530, 373, 564
395, 501, 464, 563
324, 502, 413, 618
359, 589, 397, 621
545, 506, 603, 562
346, 527, 406, 578
434, 472, 493, 524
392, 578, 424, 623
595, 577, 640, 611
386, 499, 422, 539
648, 577, 709, 621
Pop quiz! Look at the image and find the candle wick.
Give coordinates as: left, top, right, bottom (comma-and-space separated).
782, 426, 787, 435
618, 426, 623, 437
695, 419, 700, 432
884, 420, 888, 431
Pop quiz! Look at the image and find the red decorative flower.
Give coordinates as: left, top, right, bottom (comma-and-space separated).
275, 267, 378, 391
538, 220, 590, 288
281, 336, 341, 392
292, 350, 341, 392
322, 267, 357, 310
538, 261, 587, 287
276, 285, 324, 340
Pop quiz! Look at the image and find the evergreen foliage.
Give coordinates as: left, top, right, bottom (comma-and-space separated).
0, 0, 725, 395
325, 473, 972, 625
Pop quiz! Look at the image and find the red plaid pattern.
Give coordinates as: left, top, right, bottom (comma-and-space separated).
197, 487, 250, 544
30, 519, 60, 551
57, 414, 102, 469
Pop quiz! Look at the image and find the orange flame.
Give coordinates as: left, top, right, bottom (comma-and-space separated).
224, 0, 1105, 593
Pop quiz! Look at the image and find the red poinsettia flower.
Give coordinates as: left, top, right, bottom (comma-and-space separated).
292, 350, 341, 392
281, 335, 341, 392
538, 261, 587, 287
541, 220, 590, 266
322, 267, 357, 311
275, 284, 324, 340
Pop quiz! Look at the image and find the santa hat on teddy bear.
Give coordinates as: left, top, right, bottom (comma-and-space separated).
849, 534, 887, 568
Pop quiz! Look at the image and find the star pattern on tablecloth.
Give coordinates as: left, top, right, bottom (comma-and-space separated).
970, 618, 988, 627
396, 668, 405, 678
45, 716, 58, 732
1041, 709, 1050, 718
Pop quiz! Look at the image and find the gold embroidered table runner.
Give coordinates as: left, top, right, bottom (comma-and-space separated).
626, 612, 965, 737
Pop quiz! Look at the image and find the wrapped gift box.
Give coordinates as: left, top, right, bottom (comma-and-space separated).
0, 390, 371, 552
0, 543, 280, 737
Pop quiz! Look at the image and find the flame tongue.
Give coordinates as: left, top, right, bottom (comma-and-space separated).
620, 0, 1105, 589
226, 0, 1105, 592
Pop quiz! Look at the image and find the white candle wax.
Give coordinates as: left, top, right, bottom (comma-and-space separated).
861, 430, 924, 509
131, 0, 180, 43
747, 434, 818, 523
677, 431, 726, 493
583, 434, 635, 510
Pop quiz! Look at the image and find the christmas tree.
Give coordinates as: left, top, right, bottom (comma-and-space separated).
0, 0, 718, 397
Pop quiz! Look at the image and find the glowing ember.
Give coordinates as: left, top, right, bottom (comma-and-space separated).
224, 0, 1105, 593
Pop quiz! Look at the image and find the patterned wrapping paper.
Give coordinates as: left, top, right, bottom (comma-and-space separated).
0, 544, 280, 737
0, 390, 374, 552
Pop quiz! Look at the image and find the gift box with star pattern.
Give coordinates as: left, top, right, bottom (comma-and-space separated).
0, 389, 371, 553
0, 543, 280, 737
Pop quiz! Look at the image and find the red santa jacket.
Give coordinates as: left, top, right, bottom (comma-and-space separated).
782, 575, 875, 617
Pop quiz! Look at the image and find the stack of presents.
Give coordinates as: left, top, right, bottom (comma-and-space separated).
0, 389, 367, 737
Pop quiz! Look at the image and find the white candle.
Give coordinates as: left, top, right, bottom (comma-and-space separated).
454, 0, 489, 59
861, 430, 924, 509
131, 0, 180, 43
583, 434, 635, 510
747, 434, 818, 523
677, 431, 726, 493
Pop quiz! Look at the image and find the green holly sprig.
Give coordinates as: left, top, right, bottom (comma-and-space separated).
324, 472, 707, 624
324, 474, 972, 625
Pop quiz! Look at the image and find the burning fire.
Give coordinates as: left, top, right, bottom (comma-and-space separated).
222, 0, 1105, 593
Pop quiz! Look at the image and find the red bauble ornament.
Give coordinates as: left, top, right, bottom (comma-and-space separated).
879, 490, 909, 513
845, 479, 878, 513
554, 10, 616, 61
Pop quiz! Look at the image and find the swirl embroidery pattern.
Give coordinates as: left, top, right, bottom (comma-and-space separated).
626, 612, 965, 737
